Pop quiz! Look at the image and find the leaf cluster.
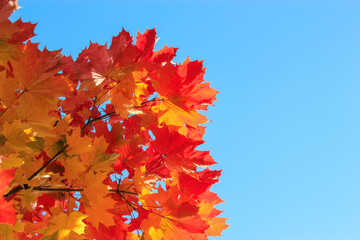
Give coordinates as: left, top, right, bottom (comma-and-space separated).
0, 1, 228, 239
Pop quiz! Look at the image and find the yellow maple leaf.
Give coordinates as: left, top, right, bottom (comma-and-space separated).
13, 95, 58, 138
204, 217, 229, 237
21, 188, 37, 211
0, 120, 32, 154
80, 136, 117, 171
85, 196, 116, 228
149, 226, 163, 240
44, 212, 87, 240
83, 171, 109, 204
0, 154, 23, 169
62, 157, 87, 185
152, 99, 207, 135
66, 129, 92, 156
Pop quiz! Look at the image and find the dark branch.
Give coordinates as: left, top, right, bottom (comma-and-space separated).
5, 186, 138, 196
33, 186, 138, 196
3, 145, 68, 199
33, 187, 84, 192
28, 145, 68, 181
109, 189, 138, 195
3, 110, 118, 199
81, 111, 116, 132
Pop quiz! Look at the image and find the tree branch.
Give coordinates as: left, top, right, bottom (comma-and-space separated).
33, 186, 138, 196
32, 187, 84, 192
3, 110, 119, 199
17, 186, 138, 195
81, 111, 116, 132
29, 145, 69, 181
3, 145, 68, 199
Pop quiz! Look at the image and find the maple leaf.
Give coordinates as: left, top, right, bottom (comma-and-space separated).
82, 171, 109, 204
148, 66, 217, 134
0, 19, 35, 74
152, 99, 208, 133
144, 124, 216, 175
21, 188, 37, 211
0, 0, 19, 21
11, 42, 67, 101
66, 128, 92, 155
84, 220, 129, 240
0, 154, 22, 169
62, 157, 87, 185
0, 1, 32, 73
85, 196, 116, 228
205, 217, 229, 237
150, 45, 177, 64
0, 120, 32, 154
42, 211, 87, 240
176, 168, 222, 196
80, 136, 118, 171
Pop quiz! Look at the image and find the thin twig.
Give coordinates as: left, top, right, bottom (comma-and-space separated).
32, 186, 138, 196
0, 89, 27, 118
81, 111, 116, 132
4, 185, 139, 198
3, 110, 118, 199
28, 145, 69, 181
3, 145, 68, 199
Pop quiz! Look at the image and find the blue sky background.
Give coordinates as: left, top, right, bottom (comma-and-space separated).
10, 1, 360, 239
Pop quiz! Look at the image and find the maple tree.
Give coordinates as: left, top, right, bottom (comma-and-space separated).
0, 1, 228, 239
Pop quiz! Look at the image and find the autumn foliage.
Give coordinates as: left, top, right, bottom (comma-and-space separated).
0, 1, 228, 239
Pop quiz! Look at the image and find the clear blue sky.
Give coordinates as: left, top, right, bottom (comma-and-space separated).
11, 1, 360, 239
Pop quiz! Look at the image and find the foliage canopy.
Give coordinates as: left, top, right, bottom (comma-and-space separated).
0, 1, 228, 239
